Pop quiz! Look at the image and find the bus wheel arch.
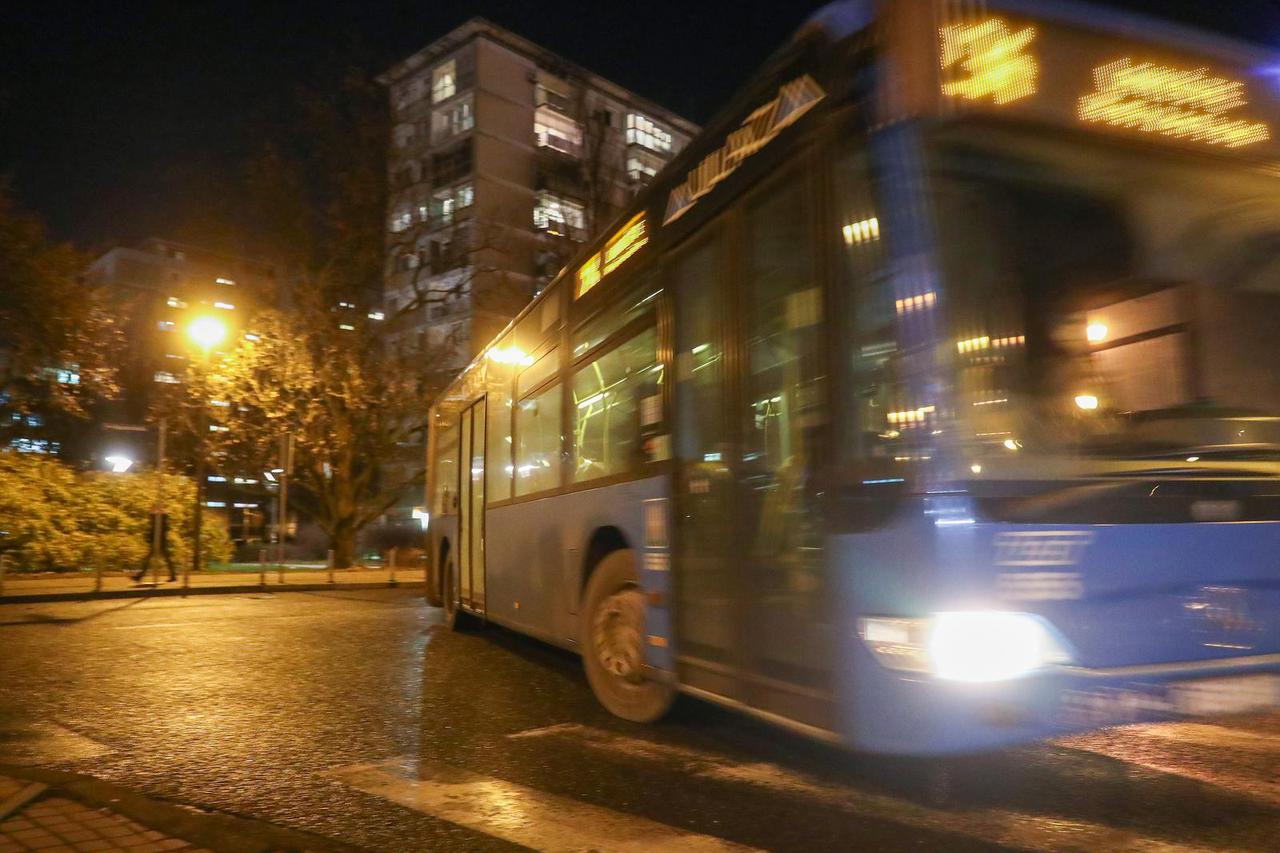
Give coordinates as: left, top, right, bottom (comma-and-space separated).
580, 525, 629, 596
579, 548, 675, 723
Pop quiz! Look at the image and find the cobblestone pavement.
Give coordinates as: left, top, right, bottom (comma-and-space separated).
0, 780, 207, 853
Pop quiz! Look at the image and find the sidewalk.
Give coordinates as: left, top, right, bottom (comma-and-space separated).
0, 567, 425, 604
0, 766, 358, 852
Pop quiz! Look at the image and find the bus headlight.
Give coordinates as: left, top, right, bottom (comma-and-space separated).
859, 612, 1071, 682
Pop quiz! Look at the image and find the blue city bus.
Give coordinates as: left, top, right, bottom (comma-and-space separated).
425, 0, 1280, 753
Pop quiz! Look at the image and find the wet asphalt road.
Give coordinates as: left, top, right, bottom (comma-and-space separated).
1, 589, 1279, 851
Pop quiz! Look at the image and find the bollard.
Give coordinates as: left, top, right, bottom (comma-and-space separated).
94, 562, 103, 593
278, 551, 285, 585
328, 549, 336, 585
389, 547, 397, 586
259, 549, 267, 587
0, 554, 6, 597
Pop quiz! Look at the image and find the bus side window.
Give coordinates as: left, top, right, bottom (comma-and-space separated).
571, 325, 660, 482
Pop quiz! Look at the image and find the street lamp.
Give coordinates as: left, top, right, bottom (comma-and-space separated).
185, 315, 229, 584
104, 454, 134, 473
187, 315, 228, 352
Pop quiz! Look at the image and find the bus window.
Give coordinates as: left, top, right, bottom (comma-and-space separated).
572, 325, 660, 482
571, 276, 662, 359
517, 347, 559, 399
514, 382, 562, 496
431, 418, 459, 516
486, 372, 513, 503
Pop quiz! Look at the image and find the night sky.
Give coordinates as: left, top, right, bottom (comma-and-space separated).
2, 0, 1278, 249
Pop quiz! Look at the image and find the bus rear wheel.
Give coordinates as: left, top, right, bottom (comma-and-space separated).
442, 548, 478, 631
580, 549, 675, 723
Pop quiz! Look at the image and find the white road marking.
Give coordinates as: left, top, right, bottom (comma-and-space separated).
326, 757, 759, 852
508, 724, 1212, 853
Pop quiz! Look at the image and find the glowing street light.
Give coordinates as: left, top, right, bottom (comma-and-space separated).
187, 316, 228, 353
104, 454, 134, 473
1086, 322, 1109, 344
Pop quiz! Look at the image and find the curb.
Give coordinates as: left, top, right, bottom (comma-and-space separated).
0, 581, 423, 606
0, 763, 364, 852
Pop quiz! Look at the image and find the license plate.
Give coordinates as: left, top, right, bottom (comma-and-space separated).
1169, 674, 1280, 716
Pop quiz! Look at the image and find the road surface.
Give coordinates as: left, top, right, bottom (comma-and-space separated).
1, 589, 1277, 851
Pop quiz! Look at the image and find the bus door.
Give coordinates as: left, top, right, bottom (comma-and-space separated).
735, 169, 835, 731
457, 397, 487, 612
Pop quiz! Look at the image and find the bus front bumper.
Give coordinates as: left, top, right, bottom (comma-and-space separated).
849, 653, 1280, 755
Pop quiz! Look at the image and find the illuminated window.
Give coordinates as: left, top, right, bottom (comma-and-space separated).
432, 95, 474, 141
215, 277, 235, 286
214, 301, 234, 310
157, 320, 176, 332
456, 183, 473, 208
573, 327, 660, 482
533, 192, 585, 239
939, 18, 1039, 105
154, 371, 180, 384
166, 296, 186, 309
390, 209, 412, 233
514, 382, 562, 496
842, 216, 880, 246
432, 184, 471, 225
432, 60, 457, 103
626, 113, 672, 152
535, 106, 583, 156
626, 157, 658, 183
1078, 58, 1271, 149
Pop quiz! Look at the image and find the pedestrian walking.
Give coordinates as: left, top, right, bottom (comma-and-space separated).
133, 511, 176, 582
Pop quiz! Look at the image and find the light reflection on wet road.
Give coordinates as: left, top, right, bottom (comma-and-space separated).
1, 590, 1278, 851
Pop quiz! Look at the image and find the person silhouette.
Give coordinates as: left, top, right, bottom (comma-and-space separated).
133, 511, 176, 583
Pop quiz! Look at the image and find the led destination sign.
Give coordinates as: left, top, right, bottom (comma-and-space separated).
936, 15, 1277, 154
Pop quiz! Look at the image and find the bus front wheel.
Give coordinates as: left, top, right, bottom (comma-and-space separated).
580, 549, 675, 723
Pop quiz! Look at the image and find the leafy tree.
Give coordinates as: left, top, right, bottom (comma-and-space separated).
0, 187, 121, 455
0, 453, 230, 572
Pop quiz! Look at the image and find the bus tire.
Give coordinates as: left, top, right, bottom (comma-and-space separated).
442, 548, 478, 631
580, 549, 675, 723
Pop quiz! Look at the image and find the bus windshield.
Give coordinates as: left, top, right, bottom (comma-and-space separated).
928, 122, 1280, 477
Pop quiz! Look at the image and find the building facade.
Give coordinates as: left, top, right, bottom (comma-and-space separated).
379, 19, 698, 375
85, 238, 279, 546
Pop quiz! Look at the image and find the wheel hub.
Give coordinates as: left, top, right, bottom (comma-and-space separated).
593, 588, 645, 682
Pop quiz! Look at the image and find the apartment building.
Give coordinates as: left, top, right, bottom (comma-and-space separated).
84, 238, 279, 543
379, 19, 698, 375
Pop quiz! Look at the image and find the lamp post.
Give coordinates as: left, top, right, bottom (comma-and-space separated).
187, 315, 227, 585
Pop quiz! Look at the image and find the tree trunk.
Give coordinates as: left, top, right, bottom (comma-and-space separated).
331, 529, 357, 569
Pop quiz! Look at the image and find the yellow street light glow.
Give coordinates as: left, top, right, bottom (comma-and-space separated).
1086, 322, 1109, 343
188, 316, 228, 352
1075, 394, 1100, 411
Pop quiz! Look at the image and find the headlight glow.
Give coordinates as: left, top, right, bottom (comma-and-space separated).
859, 611, 1071, 682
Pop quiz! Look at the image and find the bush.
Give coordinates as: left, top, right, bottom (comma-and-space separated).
0, 453, 232, 572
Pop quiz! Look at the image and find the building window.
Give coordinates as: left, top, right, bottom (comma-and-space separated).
533, 192, 585, 240
393, 123, 417, 149
432, 60, 457, 103
534, 106, 583, 157
396, 77, 426, 110
432, 142, 473, 188
534, 81, 572, 113
626, 113, 672, 152
432, 94, 474, 142
154, 371, 180, 384
391, 209, 412, 233
398, 253, 420, 271
626, 157, 658, 183
432, 184, 473, 227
